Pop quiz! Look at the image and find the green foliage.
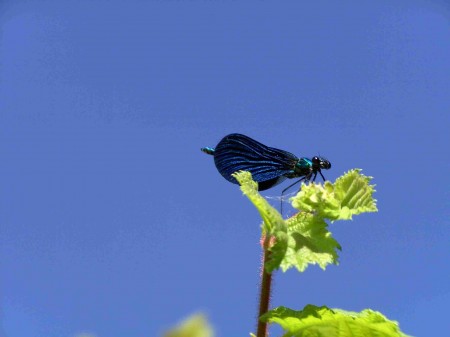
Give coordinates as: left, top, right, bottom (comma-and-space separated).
281, 212, 341, 272
233, 171, 288, 272
233, 169, 377, 272
260, 305, 412, 337
291, 169, 378, 220
163, 170, 411, 337
232, 170, 286, 233
164, 314, 213, 337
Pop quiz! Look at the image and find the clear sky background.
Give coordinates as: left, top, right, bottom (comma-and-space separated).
1, 1, 449, 336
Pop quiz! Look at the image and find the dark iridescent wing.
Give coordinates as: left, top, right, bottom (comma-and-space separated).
213, 133, 299, 191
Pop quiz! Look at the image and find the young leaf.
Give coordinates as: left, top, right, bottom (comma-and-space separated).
333, 169, 378, 219
163, 314, 213, 337
291, 181, 341, 220
281, 213, 341, 272
232, 171, 285, 233
233, 171, 288, 273
291, 169, 377, 220
233, 169, 377, 272
261, 305, 412, 337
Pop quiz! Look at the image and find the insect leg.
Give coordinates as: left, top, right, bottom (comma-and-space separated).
301, 173, 312, 184
318, 170, 326, 181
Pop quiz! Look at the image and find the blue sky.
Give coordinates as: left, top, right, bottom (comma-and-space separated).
1, 1, 449, 336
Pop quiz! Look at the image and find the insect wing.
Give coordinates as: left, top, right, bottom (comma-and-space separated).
213, 134, 298, 190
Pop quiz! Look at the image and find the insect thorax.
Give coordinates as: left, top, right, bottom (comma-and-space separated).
289, 158, 313, 177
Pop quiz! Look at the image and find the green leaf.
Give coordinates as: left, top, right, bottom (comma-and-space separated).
233, 171, 289, 273
291, 169, 377, 220
333, 169, 378, 219
163, 314, 213, 337
233, 169, 377, 272
261, 305, 412, 337
291, 181, 341, 219
232, 171, 285, 233
281, 213, 341, 272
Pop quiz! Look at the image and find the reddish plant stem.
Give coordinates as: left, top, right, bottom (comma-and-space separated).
256, 236, 273, 337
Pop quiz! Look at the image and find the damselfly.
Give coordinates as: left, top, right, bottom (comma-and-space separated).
201, 133, 331, 212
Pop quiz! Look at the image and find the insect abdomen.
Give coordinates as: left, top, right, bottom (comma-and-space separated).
201, 147, 215, 155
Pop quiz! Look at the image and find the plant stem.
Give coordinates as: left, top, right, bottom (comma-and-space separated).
256, 236, 273, 337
